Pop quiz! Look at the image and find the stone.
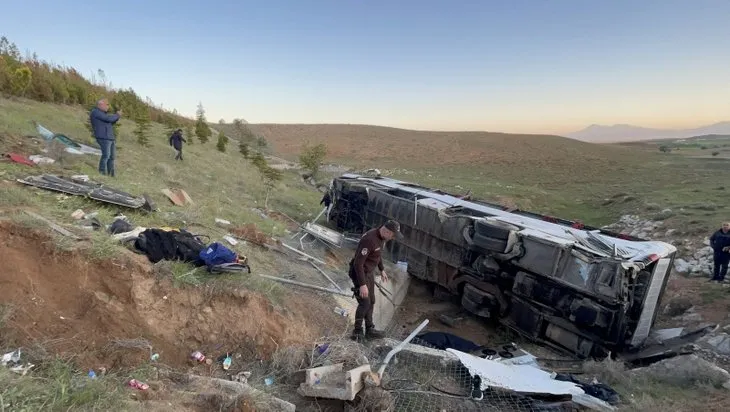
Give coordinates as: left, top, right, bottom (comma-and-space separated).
704, 238, 711, 246
674, 259, 690, 273
706, 333, 730, 355
664, 298, 693, 317
630, 354, 730, 388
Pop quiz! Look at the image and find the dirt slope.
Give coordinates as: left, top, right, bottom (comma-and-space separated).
0, 222, 339, 371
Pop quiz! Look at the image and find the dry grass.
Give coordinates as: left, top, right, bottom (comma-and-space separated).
583, 357, 730, 411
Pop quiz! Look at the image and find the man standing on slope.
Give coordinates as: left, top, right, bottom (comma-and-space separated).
169, 128, 186, 161
349, 220, 403, 340
709, 222, 730, 282
89, 98, 122, 176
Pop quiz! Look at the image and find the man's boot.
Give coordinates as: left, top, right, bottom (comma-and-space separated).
351, 326, 365, 341
366, 328, 386, 339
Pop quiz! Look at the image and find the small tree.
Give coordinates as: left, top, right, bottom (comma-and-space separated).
658, 145, 671, 153
251, 152, 282, 209
239, 141, 250, 158
712, 151, 720, 156
195, 102, 212, 143
10, 65, 32, 96
185, 124, 194, 145
133, 113, 151, 146
299, 141, 328, 178
216, 130, 229, 152
256, 135, 268, 150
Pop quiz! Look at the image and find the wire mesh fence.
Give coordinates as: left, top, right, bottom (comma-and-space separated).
373, 335, 572, 412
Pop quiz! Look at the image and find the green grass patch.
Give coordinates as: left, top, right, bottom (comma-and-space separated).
0, 357, 127, 411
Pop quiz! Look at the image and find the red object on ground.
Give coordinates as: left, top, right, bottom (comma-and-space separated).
4, 153, 35, 167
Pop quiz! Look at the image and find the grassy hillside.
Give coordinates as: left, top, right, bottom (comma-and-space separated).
216, 122, 730, 230
0, 97, 321, 255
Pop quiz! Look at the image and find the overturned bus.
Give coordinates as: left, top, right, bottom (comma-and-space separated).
327, 173, 679, 359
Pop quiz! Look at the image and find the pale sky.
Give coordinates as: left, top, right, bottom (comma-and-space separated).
1, 0, 728, 134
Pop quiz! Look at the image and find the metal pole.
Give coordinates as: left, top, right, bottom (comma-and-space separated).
258, 274, 352, 297
377, 319, 429, 379
311, 262, 343, 292
279, 242, 328, 266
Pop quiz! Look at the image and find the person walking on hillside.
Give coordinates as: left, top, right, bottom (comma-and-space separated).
710, 222, 730, 282
169, 128, 186, 161
89, 98, 122, 177
348, 220, 403, 340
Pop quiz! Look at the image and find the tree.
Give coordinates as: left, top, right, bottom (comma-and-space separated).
195, 102, 212, 143
133, 113, 151, 147
10, 65, 32, 96
713, 151, 720, 156
256, 135, 268, 150
216, 130, 229, 152
218, 118, 226, 125
251, 152, 282, 209
185, 124, 194, 145
239, 141, 250, 158
299, 141, 328, 178
658, 145, 672, 153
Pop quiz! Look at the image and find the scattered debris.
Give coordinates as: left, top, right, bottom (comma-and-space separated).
334, 307, 349, 317
296, 221, 344, 248
28, 154, 55, 165
191, 351, 206, 363
18, 174, 154, 210
161, 188, 194, 206
34, 122, 102, 156
128, 379, 149, 390
311, 261, 343, 291
71, 209, 85, 220
298, 363, 372, 401
1, 349, 21, 366
24, 210, 81, 240
259, 274, 352, 297
4, 153, 35, 167
215, 218, 231, 226
222, 235, 238, 246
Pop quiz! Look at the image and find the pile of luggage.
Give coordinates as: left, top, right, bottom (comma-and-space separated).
131, 227, 250, 274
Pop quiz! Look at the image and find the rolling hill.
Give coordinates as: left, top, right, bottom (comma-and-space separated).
567, 122, 730, 143
217, 122, 645, 171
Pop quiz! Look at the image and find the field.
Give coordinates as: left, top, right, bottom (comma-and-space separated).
219, 122, 730, 231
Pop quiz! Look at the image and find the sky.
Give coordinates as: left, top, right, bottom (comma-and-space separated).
1, 0, 729, 134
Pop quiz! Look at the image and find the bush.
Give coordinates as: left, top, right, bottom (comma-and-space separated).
299, 142, 328, 178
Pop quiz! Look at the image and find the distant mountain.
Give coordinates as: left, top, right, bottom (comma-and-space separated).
567, 122, 730, 143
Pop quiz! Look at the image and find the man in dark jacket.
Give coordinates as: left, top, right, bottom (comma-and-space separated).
710, 222, 730, 282
169, 129, 186, 161
348, 220, 403, 340
89, 98, 122, 176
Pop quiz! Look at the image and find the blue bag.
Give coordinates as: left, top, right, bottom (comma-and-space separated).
199, 242, 237, 267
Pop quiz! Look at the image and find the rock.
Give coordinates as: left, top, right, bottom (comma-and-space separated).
664, 298, 693, 317
654, 209, 675, 221
674, 258, 690, 273
706, 333, 730, 355
704, 238, 711, 246
638, 232, 648, 239
630, 354, 730, 388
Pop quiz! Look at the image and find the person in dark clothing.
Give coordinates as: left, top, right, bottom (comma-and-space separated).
348, 220, 403, 340
169, 129, 186, 161
710, 222, 730, 282
89, 98, 122, 176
